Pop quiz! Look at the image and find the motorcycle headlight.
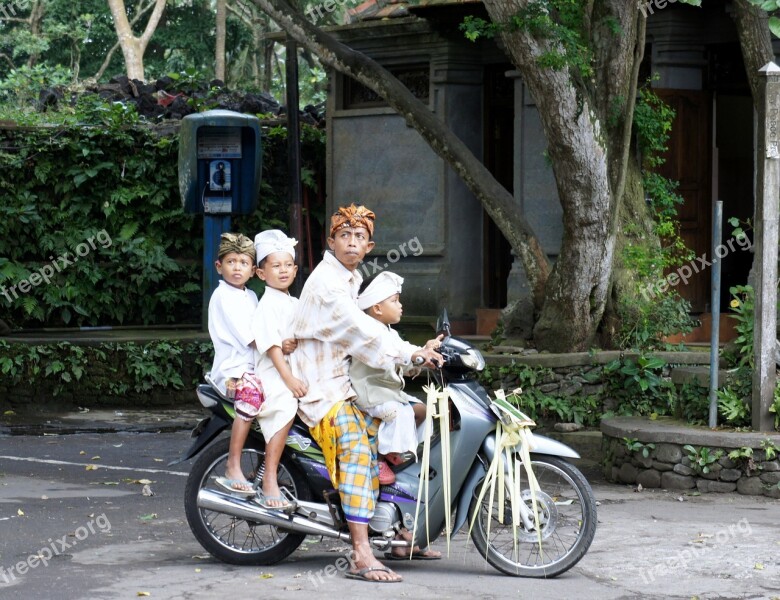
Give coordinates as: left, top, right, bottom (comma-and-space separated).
461, 348, 485, 371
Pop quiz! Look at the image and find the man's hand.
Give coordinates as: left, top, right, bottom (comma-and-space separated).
281, 338, 298, 354
284, 375, 308, 398
411, 347, 442, 369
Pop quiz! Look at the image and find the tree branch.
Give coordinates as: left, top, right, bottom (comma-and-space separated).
250, 0, 551, 305
139, 0, 168, 48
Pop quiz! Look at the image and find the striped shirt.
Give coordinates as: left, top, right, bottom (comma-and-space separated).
292, 251, 417, 426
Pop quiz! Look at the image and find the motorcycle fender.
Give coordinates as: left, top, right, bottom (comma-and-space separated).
452, 458, 487, 535
481, 431, 581, 460
168, 413, 231, 465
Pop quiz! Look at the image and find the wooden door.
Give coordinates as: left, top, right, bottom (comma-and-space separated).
655, 90, 712, 313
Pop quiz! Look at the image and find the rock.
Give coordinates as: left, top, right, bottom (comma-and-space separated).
661, 472, 696, 490
539, 383, 560, 394
700, 463, 722, 480
719, 468, 742, 482
610, 466, 620, 482
760, 460, 780, 472
696, 480, 737, 493
618, 462, 639, 484
737, 476, 765, 496
765, 484, 780, 499
559, 381, 583, 397
634, 454, 653, 469
759, 471, 780, 485
636, 469, 661, 489
673, 464, 695, 476
718, 456, 737, 469
652, 461, 674, 472
554, 422, 583, 433
655, 444, 682, 464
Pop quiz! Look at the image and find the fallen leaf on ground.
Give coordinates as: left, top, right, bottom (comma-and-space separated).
142, 485, 154, 497
3, 410, 15, 415
192, 554, 210, 560
113, 444, 123, 448
17, 508, 24, 516
755, 563, 765, 570
139, 513, 157, 521
153, 458, 163, 462
284, 586, 302, 591
194, 568, 201, 573
137, 593, 150, 597
91, 456, 101, 460
41, 495, 48, 500
85, 465, 98, 471
79, 451, 86, 455
259, 573, 273, 579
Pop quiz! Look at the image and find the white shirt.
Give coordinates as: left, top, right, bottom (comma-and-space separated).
208, 280, 258, 393
292, 251, 417, 426
252, 286, 299, 380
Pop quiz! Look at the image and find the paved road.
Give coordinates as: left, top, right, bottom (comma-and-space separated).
0, 426, 778, 599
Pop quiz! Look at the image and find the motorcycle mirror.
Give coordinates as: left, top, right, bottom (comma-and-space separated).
436, 309, 451, 337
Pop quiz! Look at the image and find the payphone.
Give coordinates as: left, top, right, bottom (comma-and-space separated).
178, 110, 263, 328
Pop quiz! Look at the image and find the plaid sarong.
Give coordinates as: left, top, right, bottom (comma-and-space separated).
309, 400, 380, 524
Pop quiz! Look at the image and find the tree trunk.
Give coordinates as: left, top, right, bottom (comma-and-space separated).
216, 0, 227, 81
482, 0, 642, 351
25, 1, 45, 68
107, 0, 168, 82
731, 0, 775, 109
250, 0, 551, 308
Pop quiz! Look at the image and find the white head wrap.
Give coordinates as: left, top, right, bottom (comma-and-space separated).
357, 272, 404, 310
254, 229, 297, 265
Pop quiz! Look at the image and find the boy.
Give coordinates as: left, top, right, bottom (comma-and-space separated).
247, 229, 306, 509
292, 204, 441, 582
350, 271, 437, 485
207, 233, 263, 494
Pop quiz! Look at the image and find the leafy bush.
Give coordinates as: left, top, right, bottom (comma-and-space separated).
602, 354, 674, 417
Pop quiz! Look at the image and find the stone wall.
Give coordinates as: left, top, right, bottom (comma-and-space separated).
602, 417, 780, 498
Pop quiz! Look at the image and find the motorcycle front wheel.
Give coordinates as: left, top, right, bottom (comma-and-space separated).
468, 455, 597, 578
184, 435, 311, 565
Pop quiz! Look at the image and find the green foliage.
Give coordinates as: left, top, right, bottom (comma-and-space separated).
617, 83, 696, 351
717, 386, 751, 426
0, 93, 325, 329
726, 285, 755, 368
672, 381, 710, 425
0, 339, 213, 398
460, 0, 593, 78
479, 363, 600, 427
602, 354, 674, 416
623, 437, 655, 458
760, 438, 778, 460
747, 1, 780, 37
683, 444, 723, 474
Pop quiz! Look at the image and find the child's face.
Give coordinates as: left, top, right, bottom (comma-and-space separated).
371, 293, 403, 325
215, 252, 255, 289
327, 226, 374, 271
257, 251, 297, 291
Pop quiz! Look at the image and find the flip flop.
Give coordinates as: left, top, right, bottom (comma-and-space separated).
215, 477, 256, 496
383, 549, 442, 561
344, 566, 402, 583
254, 494, 296, 512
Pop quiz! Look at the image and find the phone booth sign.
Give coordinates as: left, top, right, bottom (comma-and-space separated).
178, 110, 263, 328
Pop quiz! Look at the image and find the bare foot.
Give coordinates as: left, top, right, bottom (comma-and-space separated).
349, 542, 402, 582
261, 479, 290, 508
224, 466, 252, 492
391, 529, 442, 559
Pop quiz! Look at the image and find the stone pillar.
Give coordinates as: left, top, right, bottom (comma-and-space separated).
752, 62, 780, 432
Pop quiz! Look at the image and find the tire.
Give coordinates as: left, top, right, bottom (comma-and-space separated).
184, 436, 311, 566
468, 455, 597, 578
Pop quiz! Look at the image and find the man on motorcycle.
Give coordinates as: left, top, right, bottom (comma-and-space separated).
292, 204, 441, 583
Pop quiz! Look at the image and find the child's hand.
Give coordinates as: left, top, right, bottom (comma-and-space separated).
285, 376, 308, 398
424, 334, 444, 351
281, 338, 298, 354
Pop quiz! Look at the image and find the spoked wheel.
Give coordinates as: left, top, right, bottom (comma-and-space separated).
469, 455, 597, 577
184, 436, 311, 565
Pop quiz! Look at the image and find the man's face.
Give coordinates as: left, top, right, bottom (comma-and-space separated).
328, 226, 374, 271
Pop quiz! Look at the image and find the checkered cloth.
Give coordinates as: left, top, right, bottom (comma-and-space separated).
309, 400, 380, 524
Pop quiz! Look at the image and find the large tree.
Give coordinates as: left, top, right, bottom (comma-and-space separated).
251, 0, 651, 351
107, 0, 168, 81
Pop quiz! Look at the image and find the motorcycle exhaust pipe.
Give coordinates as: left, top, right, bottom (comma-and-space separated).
197, 488, 351, 542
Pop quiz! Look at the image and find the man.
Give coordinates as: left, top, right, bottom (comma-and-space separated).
292, 204, 440, 583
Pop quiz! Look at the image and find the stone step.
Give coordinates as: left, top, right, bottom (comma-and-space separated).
670, 365, 740, 388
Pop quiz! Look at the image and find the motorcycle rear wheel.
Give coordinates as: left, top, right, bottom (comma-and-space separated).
184, 436, 311, 565
468, 454, 597, 578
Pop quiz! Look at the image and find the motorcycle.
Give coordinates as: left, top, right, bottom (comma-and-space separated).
174, 310, 597, 577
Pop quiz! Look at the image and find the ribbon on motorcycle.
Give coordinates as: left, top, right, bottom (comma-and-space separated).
467, 388, 544, 558
411, 383, 452, 557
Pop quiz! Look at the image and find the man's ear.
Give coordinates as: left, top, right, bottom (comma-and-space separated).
366, 240, 375, 254
327, 236, 335, 251
214, 259, 223, 273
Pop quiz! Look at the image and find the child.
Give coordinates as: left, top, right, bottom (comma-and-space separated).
207, 233, 263, 495
349, 271, 440, 485
246, 229, 306, 509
